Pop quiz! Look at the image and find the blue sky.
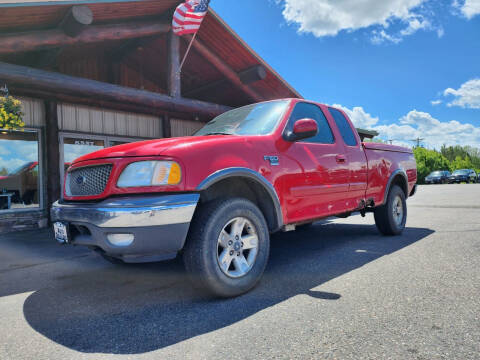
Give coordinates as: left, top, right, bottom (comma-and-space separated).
212, 0, 480, 149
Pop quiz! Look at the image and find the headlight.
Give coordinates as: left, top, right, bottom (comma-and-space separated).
117, 161, 181, 188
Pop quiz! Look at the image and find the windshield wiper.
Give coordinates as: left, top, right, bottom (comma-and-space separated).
204, 132, 234, 136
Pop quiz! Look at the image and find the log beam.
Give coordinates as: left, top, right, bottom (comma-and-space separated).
185, 65, 267, 98
239, 65, 267, 85
187, 36, 264, 102
59, 5, 93, 37
0, 21, 171, 55
0, 62, 230, 120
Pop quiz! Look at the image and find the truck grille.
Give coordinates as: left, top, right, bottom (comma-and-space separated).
66, 164, 113, 197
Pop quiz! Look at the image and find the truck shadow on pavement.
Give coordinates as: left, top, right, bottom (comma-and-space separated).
22, 222, 433, 354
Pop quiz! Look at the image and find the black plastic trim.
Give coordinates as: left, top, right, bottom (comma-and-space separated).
197, 167, 284, 231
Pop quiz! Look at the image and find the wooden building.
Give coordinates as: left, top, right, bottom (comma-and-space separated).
0, 0, 301, 232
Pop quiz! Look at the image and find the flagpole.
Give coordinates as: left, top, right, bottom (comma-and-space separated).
178, 31, 198, 74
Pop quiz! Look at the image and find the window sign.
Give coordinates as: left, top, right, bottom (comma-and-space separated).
74, 140, 96, 146
63, 137, 105, 165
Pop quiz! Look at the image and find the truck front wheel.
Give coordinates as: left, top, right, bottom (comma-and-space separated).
374, 185, 407, 236
183, 198, 270, 297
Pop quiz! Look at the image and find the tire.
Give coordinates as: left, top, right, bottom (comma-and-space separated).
183, 198, 270, 298
374, 185, 407, 236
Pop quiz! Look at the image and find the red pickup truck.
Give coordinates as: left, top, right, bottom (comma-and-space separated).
51, 99, 417, 297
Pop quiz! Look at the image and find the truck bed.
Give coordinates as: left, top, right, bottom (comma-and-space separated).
363, 142, 417, 206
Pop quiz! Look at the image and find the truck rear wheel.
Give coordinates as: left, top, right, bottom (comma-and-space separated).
183, 198, 270, 297
374, 185, 407, 236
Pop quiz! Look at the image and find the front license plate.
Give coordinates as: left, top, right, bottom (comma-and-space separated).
54, 222, 69, 244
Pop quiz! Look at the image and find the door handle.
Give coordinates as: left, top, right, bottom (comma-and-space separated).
336, 155, 346, 163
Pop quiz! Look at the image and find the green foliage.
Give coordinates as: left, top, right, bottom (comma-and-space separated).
414, 147, 450, 184
0, 96, 25, 129
414, 145, 480, 183
0, 167, 8, 176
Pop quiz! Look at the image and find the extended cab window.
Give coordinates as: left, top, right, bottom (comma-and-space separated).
328, 107, 357, 146
287, 102, 334, 144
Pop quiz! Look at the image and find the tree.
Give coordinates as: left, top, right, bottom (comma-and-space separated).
451, 155, 473, 171
0, 167, 8, 176
414, 147, 450, 184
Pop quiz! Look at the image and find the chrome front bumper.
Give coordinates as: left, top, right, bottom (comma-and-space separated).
50, 194, 200, 263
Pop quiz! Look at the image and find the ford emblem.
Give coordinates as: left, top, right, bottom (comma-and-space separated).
76, 175, 87, 185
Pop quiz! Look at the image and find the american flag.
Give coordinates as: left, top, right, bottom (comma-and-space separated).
172, 0, 211, 36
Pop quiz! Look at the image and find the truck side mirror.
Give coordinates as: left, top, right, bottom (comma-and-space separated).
285, 118, 318, 142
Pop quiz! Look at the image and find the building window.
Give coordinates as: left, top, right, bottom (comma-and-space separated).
0, 129, 42, 211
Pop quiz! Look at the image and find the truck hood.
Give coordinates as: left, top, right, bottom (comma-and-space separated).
73, 135, 253, 164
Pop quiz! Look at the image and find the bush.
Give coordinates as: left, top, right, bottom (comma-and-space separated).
0, 96, 25, 130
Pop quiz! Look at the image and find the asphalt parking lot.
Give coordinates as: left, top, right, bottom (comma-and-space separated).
1, 184, 479, 360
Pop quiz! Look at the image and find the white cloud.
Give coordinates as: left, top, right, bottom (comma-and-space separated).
443, 78, 480, 109
454, 0, 480, 19
431, 100, 442, 106
0, 140, 39, 173
399, 15, 431, 36
371, 30, 402, 44
337, 105, 480, 149
0, 157, 25, 173
332, 104, 379, 128
279, 0, 437, 43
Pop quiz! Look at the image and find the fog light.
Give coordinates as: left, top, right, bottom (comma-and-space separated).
107, 233, 134, 247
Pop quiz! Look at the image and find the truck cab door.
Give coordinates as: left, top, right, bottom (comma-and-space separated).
327, 107, 368, 210
280, 102, 350, 224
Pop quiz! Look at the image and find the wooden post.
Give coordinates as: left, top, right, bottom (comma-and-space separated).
162, 114, 172, 138
45, 101, 60, 213
167, 31, 181, 98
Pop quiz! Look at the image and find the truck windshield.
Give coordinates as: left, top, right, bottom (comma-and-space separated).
195, 100, 289, 136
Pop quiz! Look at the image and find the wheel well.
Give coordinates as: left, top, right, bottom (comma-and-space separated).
199, 177, 280, 232
390, 173, 408, 198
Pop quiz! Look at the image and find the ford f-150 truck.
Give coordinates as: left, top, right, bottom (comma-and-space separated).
51, 99, 417, 297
